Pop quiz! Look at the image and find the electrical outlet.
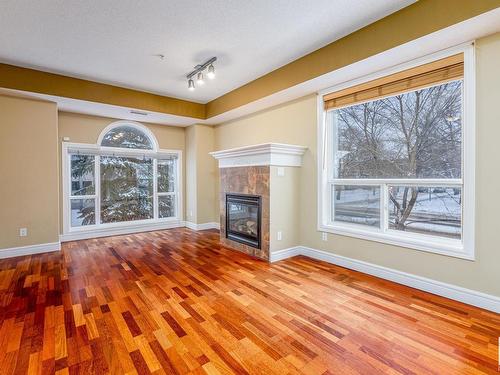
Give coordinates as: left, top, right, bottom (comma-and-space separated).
19, 228, 28, 237
277, 167, 285, 177
321, 232, 327, 241
189, 210, 193, 218
277, 231, 282, 241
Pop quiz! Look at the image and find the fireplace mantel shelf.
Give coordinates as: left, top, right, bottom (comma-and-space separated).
210, 143, 307, 168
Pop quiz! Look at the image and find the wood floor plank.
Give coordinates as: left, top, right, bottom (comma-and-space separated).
0, 228, 499, 374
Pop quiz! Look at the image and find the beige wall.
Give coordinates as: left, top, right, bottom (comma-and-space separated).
58, 112, 185, 148
194, 125, 217, 224
213, 32, 500, 297
57, 112, 186, 225
185, 124, 218, 224
269, 166, 300, 252
0, 95, 59, 249
185, 125, 198, 223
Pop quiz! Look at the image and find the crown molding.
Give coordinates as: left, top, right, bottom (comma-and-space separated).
210, 143, 307, 168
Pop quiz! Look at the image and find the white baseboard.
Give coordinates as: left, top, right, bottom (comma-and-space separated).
61, 221, 185, 242
270, 245, 500, 313
185, 221, 220, 231
270, 247, 302, 262
0, 242, 61, 259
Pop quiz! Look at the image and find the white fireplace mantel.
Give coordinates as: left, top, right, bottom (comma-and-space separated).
210, 143, 307, 168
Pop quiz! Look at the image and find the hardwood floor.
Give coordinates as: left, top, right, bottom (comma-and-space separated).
0, 228, 499, 374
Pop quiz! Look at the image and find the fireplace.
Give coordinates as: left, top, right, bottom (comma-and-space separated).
212, 144, 306, 261
225, 194, 261, 249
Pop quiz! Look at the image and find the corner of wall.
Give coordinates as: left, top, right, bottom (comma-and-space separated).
269, 166, 301, 252
185, 124, 218, 225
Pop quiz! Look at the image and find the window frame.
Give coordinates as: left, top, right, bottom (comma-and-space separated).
317, 44, 475, 260
62, 121, 183, 238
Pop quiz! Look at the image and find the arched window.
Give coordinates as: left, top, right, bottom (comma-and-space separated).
98, 121, 158, 150
63, 121, 181, 237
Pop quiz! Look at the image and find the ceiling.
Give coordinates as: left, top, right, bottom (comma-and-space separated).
0, 0, 414, 103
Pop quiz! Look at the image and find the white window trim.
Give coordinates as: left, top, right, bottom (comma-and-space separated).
62, 122, 183, 237
317, 43, 475, 260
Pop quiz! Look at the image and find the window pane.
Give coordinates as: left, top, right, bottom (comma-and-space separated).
100, 156, 153, 223
158, 159, 175, 193
100, 125, 153, 149
159, 195, 175, 218
388, 186, 461, 239
71, 199, 95, 227
333, 81, 462, 179
333, 185, 380, 227
71, 155, 95, 195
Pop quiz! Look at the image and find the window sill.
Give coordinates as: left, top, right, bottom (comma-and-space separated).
318, 223, 474, 260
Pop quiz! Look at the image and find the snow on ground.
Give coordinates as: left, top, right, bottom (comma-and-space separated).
334, 187, 461, 216
334, 187, 461, 237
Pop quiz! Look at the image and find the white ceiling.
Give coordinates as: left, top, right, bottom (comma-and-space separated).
0, 0, 414, 103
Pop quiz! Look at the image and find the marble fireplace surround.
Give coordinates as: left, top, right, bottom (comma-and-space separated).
211, 143, 306, 261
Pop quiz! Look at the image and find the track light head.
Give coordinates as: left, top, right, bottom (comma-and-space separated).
207, 64, 215, 79
188, 79, 195, 90
197, 72, 204, 85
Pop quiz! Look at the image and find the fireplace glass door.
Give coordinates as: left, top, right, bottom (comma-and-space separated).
226, 194, 261, 248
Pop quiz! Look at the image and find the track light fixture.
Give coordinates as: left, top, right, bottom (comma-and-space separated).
186, 57, 216, 90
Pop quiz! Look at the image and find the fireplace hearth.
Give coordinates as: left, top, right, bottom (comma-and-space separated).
225, 194, 261, 249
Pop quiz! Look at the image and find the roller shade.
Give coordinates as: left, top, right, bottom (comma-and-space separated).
324, 53, 464, 111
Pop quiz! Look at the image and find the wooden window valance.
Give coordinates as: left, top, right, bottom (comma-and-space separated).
323, 53, 464, 111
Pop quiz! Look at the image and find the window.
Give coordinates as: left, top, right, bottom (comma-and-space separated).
157, 159, 177, 218
70, 154, 96, 227
100, 155, 154, 223
318, 47, 475, 259
63, 121, 181, 236
100, 125, 154, 149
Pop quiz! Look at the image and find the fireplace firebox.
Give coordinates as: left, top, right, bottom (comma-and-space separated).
225, 194, 261, 249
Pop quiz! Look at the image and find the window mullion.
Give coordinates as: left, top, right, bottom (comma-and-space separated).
175, 158, 180, 219
153, 158, 158, 220
330, 178, 462, 186
95, 155, 101, 226
69, 194, 96, 200
329, 183, 334, 224
381, 184, 389, 233
67, 151, 72, 231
